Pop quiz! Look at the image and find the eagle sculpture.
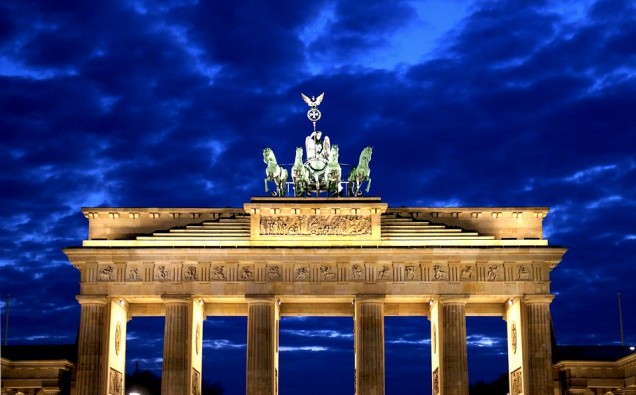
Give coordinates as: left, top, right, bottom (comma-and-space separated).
301, 92, 324, 108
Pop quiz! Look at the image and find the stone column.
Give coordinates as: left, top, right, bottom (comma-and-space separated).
76, 296, 128, 395
75, 296, 107, 395
354, 297, 385, 395
246, 297, 279, 395
525, 297, 553, 394
162, 297, 205, 395
504, 295, 555, 395
103, 298, 129, 395
429, 297, 468, 395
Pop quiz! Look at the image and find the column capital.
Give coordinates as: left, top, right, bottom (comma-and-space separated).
161, 295, 194, 304
436, 295, 469, 305
523, 294, 555, 304
355, 295, 386, 303
76, 295, 108, 305
245, 295, 277, 304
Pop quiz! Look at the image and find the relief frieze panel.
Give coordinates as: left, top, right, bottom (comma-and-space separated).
351, 264, 365, 281
295, 266, 310, 281
377, 265, 391, 281
154, 264, 174, 281
510, 368, 522, 395
259, 215, 371, 236
432, 265, 449, 281
320, 265, 337, 281
267, 265, 281, 281
98, 265, 115, 281
404, 265, 420, 281
516, 264, 532, 281
126, 266, 143, 281
239, 265, 254, 281
211, 266, 226, 280
109, 368, 123, 395
88, 259, 546, 287
183, 265, 199, 281
487, 264, 501, 281
460, 265, 474, 281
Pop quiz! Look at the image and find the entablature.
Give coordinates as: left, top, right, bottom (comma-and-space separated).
78, 198, 552, 247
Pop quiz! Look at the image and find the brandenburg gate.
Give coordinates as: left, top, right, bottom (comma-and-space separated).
65, 197, 566, 395
64, 94, 566, 394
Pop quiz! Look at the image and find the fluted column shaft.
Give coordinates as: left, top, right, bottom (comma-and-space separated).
355, 299, 385, 395
162, 301, 190, 395
441, 302, 468, 395
525, 301, 553, 394
431, 299, 468, 395
246, 299, 278, 395
76, 298, 107, 395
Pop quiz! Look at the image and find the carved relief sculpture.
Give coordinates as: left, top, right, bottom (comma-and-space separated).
511, 322, 518, 354
98, 266, 114, 281
433, 265, 448, 280
510, 368, 522, 395
487, 265, 500, 281
352, 265, 364, 280
320, 266, 336, 281
432, 324, 437, 354
114, 322, 121, 356
296, 266, 309, 280
154, 265, 172, 281
260, 215, 371, 236
267, 265, 281, 281
517, 265, 532, 280
127, 267, 141, 281
192, 368, 201, 395
184, 266, 198, 281
240, 266, 253, 280
109, 368, 123, 395
195, 322, 201, 355
213, 266, 225, 280
460, 265, 473, 280
378, 266, 390, 280
433, 368, 440, 395
405, 265, 417, 280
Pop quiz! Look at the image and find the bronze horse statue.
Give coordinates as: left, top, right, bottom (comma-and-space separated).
263, 148, 288, 196
348, 146, 372, 196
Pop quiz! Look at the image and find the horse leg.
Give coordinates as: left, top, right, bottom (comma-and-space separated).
264, 178, 269, 193
365, 177, 371, 193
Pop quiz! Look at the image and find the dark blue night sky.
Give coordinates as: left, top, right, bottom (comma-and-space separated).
1, 1, 635, 394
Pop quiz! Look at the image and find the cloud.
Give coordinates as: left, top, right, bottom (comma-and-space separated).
280, 328, 353, 339
203, 339, 246, 350
279, 346, 329, 352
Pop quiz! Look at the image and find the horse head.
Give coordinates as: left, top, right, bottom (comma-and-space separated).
263, 148, 276, 165
329, 144, 339, 163
294, 147, 303, 163
358, 146, 372, 165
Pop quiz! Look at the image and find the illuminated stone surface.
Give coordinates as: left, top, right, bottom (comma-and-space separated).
65, 197, 566, 394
